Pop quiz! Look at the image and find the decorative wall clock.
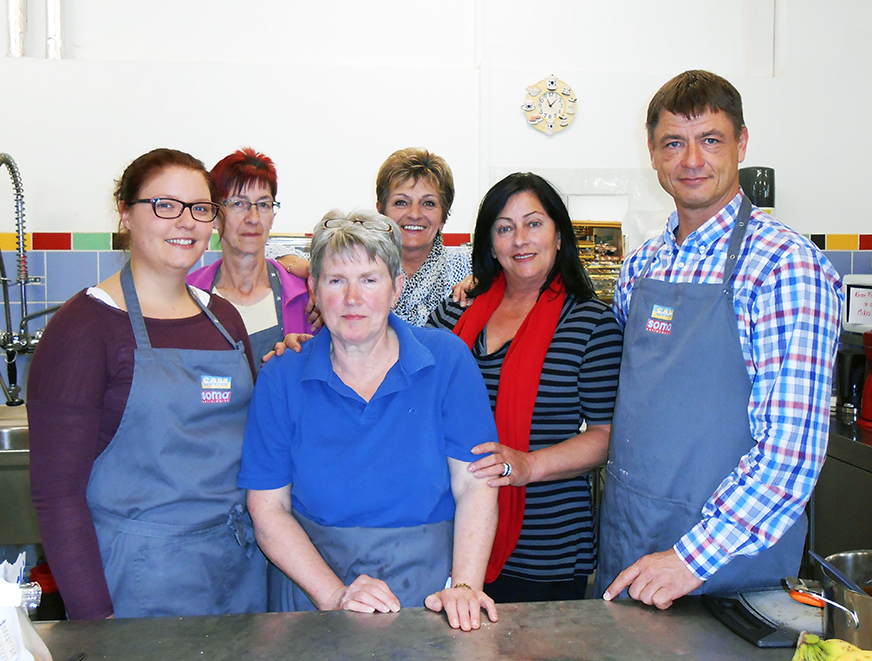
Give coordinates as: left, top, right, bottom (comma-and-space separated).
521, 75, 577, 135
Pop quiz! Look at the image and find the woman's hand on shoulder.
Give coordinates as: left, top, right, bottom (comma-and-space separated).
304, 282, 323, 332
328, 574, 400, 614
451, 275, 476, 308
469, 442, 535, 487
425, 585, 497, 631
261, 332, 314, 364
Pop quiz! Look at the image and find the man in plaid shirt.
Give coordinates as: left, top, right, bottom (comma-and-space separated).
596, 70, 843, 608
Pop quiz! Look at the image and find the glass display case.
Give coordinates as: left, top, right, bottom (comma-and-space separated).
572, 221, 623, 302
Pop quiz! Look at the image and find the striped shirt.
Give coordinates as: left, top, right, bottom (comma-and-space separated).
430, 295, 623, 581
613, 192, 843, 580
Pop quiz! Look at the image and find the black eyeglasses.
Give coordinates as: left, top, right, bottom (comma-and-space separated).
132, 198, 220, 223
323, 218, 393, 236
224, 198, 281, 216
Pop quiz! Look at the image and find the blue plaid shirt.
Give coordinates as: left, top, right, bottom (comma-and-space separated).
613, 192, 844, 581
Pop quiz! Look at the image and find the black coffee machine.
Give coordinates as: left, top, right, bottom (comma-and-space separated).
835, 332, 867, 421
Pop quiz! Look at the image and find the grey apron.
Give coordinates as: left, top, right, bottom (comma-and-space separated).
86, 261, 267, 618
211, 261, 285, 371
268, 509, 452, 612
594, 198, 806, 598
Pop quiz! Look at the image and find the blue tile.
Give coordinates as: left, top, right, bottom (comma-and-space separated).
852, 251, 872, 275
46, 251, 99, 303
203, 251, 222, 267
823, 251, 852, 277
23, 251, 45, 278
98, 251, 127, 281
1, 301, 21, 332
0, 251, 20, 302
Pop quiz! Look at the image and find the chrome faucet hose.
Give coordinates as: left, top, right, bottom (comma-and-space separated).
0, 154, 28, 314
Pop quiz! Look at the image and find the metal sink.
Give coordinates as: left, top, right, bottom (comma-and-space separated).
0, 423, 40, 544
0, 425, 28, 451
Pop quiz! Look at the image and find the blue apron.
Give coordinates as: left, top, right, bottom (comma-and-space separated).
210, 261, 285, 372
268, 510, 453, 612
594, 198, 806, 597
86, 261, 267, 617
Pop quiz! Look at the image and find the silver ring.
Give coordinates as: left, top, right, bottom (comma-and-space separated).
501, 462, 512, 477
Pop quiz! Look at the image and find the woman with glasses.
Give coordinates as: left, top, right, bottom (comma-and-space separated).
28, 148, 266, 619
188, 148, 314, 368
241, 209, 499, 631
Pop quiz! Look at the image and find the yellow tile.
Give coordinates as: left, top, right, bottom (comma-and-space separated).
0, 233, 27, 251
827, 234, 859, 250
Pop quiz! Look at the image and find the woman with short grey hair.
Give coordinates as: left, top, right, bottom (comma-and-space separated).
240, 210, 500, 631
309, 209, 403, 282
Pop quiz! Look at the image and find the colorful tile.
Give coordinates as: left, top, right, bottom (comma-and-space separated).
810, 234, 826, 250
860, 235, 872, 251
72, 233, 112, 250
826, 234, 859, 251
443, 233, 471, 247
0, 232, 26, 251
32, 233, 71, 251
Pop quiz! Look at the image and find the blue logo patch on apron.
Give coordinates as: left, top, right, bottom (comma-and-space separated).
201, 375, 232, 404
646, 304, 673, 335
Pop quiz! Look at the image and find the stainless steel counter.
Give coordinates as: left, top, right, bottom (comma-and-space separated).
35, 598, 789, 660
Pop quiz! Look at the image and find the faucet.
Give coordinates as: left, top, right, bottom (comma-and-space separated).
0, 154, 60, 406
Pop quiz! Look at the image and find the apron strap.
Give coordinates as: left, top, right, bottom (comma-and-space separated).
266, 261, 286, 327
721, 196, 752, 285
91, 505, 227, 538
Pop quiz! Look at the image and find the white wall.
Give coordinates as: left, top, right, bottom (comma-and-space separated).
0, 0, 869, 248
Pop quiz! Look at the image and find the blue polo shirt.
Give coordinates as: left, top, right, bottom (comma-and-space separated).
239, 313, 498, 528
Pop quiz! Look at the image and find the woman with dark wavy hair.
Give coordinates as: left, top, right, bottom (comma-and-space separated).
430, 172, 623, 603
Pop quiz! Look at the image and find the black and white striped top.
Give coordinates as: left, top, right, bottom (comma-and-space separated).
429, 294, 623, 581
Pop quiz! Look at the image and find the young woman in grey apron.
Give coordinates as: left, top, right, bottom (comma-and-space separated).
86, 263, 266, 617
596, 197, 805, 597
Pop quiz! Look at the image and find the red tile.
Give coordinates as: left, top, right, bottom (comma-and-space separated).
32, 232, 71, 250
442, 233, 470, 247
860, 235, 872, 251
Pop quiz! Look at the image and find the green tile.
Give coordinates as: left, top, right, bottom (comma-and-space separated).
72, 233, 112, 250
209, 234, 222, 250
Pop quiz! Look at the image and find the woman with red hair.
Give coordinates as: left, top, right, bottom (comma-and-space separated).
188, 148, 314, 368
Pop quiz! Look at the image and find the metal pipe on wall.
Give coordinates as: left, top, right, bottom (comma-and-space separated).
45, 0, 63, 59
6, 0, 26, 57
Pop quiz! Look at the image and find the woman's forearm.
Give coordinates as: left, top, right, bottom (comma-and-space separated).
246, 488, 344, 610
527, 424, 610, 483
447, 459, 498, 589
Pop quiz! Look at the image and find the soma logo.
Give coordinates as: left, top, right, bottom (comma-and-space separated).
202, 390, 231, 404
646, 318, 672, 335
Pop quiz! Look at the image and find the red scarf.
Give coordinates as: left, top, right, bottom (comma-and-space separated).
453, 272, 565, 582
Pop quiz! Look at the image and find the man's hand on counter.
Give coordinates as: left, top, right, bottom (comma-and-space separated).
602, 549, 704, 610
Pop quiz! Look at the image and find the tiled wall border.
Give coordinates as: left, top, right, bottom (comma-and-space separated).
3, 230, 867, 253
0, 232, 473, 252
0, 230, 866, 331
